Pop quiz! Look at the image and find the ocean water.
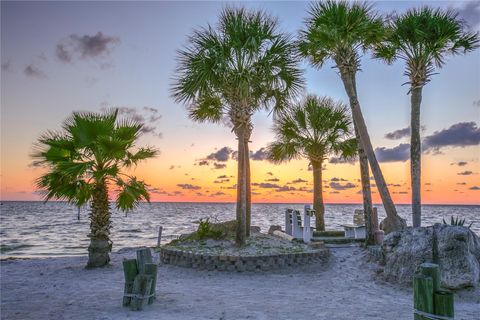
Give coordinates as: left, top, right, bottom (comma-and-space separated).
0, 201, 479, 258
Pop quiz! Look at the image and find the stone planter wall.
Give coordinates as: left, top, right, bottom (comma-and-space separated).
160, 247, 329, 272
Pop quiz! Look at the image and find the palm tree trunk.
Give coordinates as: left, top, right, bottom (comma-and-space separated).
353, 119, 375, 245
411, 86, 423, 227
245, 137, 251, 237
339, 70, 406, 233
311, 159, 325, 231
87, 180, 111, 268
235, 126, 247, 246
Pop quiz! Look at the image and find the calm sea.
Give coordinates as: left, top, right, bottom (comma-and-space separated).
0, 201, 479, 258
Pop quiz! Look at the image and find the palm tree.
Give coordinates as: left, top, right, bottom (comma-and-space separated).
33, 109, 157, 268
171, 7, 303, 245
267, 95, 357, 230
298, 0, 406, 234
375, 7, 479, 228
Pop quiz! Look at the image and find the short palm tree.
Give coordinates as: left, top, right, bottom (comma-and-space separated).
298, 0, 406, 234
171, 7, 303, 245
375, 7, 479, 227
33, 109, 157, 268
267, 95, 357, 230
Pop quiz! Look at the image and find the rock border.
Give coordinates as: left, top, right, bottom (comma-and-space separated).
160, 247, 329, 272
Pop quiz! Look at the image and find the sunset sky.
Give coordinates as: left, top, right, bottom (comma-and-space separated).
1, 1, 479, 204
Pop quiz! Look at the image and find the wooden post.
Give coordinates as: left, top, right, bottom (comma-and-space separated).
434, 290, 454, 318
144, 263, 158, 304
157, 226, 163, 247
136, 248, 153, 274
122, 259, 138, 307
420, 263, 440, 292
413, 275, 434, 320
77, 206, 80, 221
130, 274, 153, 311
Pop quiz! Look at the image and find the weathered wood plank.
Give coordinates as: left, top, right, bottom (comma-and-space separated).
122, 259, 138, 307
130, 274, 153, 311
434, 290, 454, 318
413, 275, 434, 320
136, 248, 153, 274
144, 263, 158, 304
420, 263, 440, 292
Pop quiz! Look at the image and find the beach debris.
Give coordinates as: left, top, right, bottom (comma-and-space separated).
122, 248, 157, 310
379, 214, 407, 235
382, 224, 480, 289
413, 263, 454, 319
272, 230, 294, 242
268, 225, 282, 235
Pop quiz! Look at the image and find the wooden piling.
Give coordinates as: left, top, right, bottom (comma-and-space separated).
144, 263, 158, 304
130, 274, 153, 311
413, 274, 434, 320
157, 226, 163, 247
136, 248, 153, 274
434, 290, 454, 318
420, 263, 441, 292
122, 259, 138, 307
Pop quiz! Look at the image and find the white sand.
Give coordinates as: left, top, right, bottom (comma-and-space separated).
1, 247, 479, 320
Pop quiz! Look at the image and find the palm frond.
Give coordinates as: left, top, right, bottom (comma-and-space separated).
171, 6, 304, 126
375, 6, 479, 86
33, 109, 157, 207
299, 0, 385, 71
115, 177, 150, 211
268, 94, 355, 164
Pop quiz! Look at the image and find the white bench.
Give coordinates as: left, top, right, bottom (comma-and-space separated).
341, 224, 366, 239
284, 206, 315, 243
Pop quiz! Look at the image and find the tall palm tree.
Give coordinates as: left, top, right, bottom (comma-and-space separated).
375, 7, 479, 228
267, 95, 357, 230
298, 0, 406, 234
171, 7, 303, 245
34, 109, 157, 268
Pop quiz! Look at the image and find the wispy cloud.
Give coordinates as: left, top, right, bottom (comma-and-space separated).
375, 143, 410, 162
329, 182, 357, 190
376, 122, 480, 162
24, 63, 47, 78
385, 127, 410, 140
56, 32, 120, 63
423, 122, 480, 152
1, 60, 13, 72
455, 1, 480, 31
458, 171, 474, 176
250, 147, 268, 161
101, 106, 162, 138
177, 183, 202, 190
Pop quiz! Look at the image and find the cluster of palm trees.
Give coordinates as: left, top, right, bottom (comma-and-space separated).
172, 1, 478, 246
35, 1, 478, 267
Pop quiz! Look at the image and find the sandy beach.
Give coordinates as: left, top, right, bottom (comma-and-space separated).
1, 246, 479, 320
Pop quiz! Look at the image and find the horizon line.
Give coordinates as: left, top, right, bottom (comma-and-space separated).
0, 200, 478, 206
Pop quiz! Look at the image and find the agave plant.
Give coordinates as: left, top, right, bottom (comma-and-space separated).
443, 216, 473, 228
33, 109, 157, 268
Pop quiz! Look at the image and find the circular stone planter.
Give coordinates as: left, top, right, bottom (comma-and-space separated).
160, 247, 329, 272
